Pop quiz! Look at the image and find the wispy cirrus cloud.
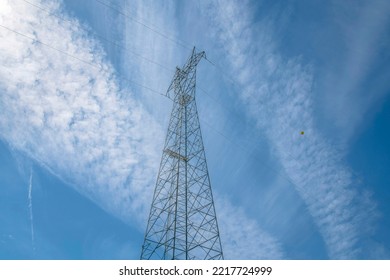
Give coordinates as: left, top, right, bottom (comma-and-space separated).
120, 0, 286, 259
320, 0, 390, 144
121, 0, 184, 122
203, 0, 378, 259
0, 0, 163, 225
216, 196, 284, 259
0, 0, 285, 260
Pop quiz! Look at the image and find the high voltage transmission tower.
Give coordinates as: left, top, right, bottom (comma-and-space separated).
140, 48, 224, 260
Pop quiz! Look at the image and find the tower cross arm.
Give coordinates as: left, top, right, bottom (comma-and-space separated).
166, 47, 206, 100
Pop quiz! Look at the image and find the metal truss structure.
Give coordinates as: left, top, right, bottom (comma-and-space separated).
140, 48, 224, 260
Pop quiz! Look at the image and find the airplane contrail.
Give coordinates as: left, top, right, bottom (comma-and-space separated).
28, 168, 35, 252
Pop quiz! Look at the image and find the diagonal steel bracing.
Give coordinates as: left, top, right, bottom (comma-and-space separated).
140, 48, 223, 260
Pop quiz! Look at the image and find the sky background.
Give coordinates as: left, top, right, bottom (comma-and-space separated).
0, 0, 389, 259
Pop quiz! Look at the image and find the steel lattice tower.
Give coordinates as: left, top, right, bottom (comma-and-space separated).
140, 48, 223, 260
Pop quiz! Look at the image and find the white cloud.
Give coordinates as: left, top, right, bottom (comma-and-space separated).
0, 0, 286, 260
0, 0, 163, 225
119, 0, 286, 259
321, 0, 390, 144
203, 0, 378, 259
216, 196, 284, 259
121, 0, 182, 124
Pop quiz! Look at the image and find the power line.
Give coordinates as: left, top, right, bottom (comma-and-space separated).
21, 0, 176, 73
22, 0, 240, 112
203, 56, 240, 87
93, 0, 225, 72
2, 16, 372, 218
198, 113, 301, 191
23, 0, 252, 95
2, 5, 356, 201
21, 0, 238, 108
7, 0, 378, 230
0, 23, 316, 198
199, 82, 304, 190
0, 22, 301, 209
94, 0, 245, 90
0, 23, 166, 97
93, 0, 240, 87
94, 0, 193, 50
26, 0, 244, 128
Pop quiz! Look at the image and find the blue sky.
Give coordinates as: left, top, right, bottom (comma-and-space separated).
0, 0, 389, 259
